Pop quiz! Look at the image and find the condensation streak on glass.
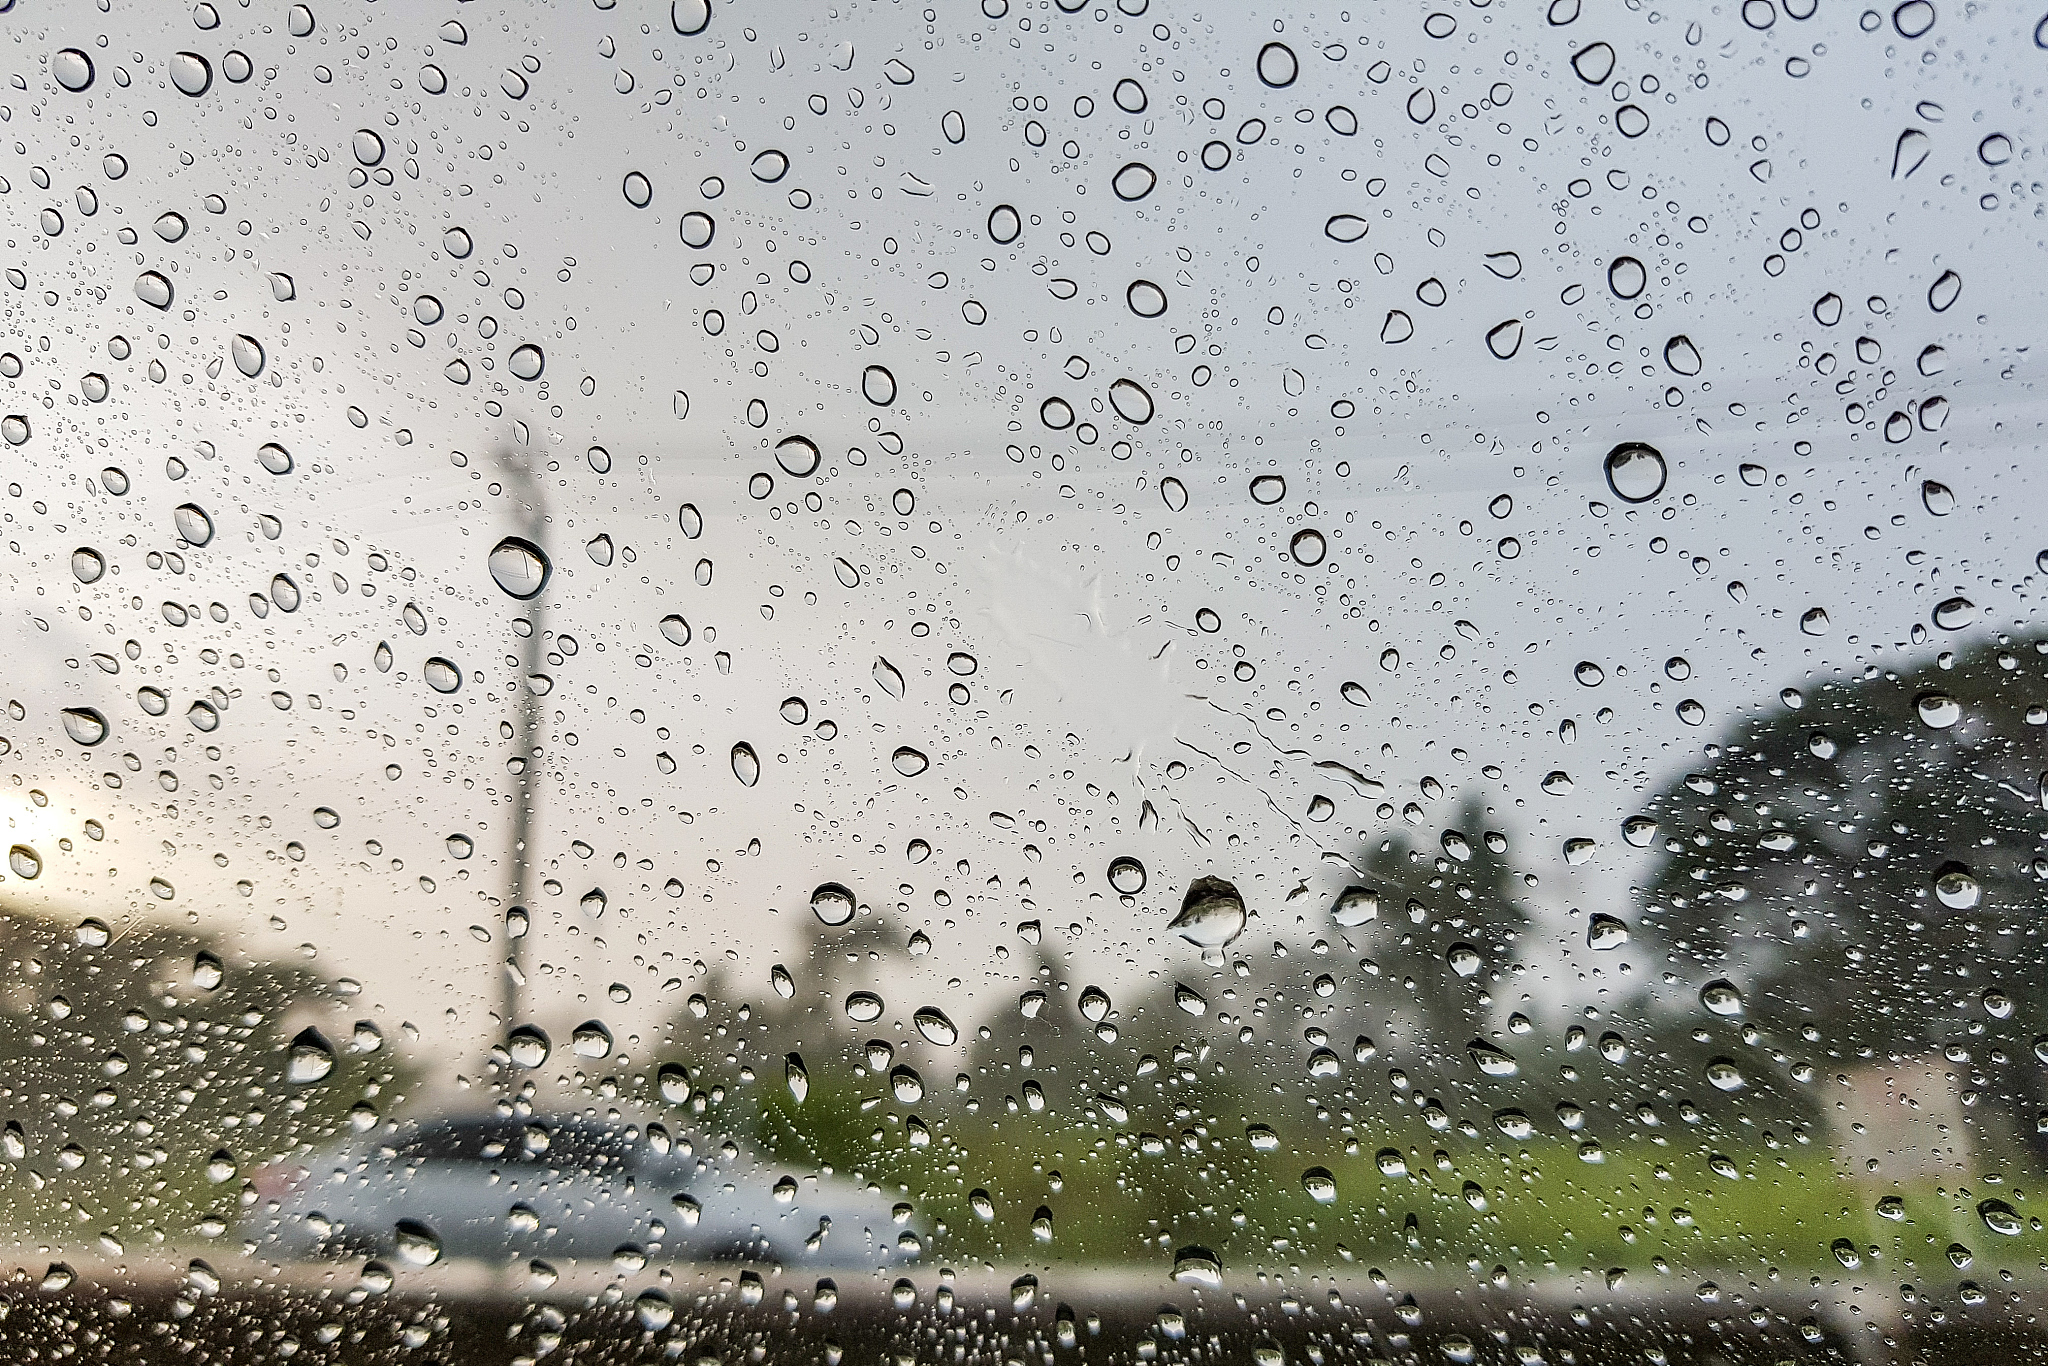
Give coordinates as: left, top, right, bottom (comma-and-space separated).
0, 2, 2044, 1363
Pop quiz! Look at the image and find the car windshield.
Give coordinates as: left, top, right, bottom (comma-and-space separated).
2, 1, 2045, 1362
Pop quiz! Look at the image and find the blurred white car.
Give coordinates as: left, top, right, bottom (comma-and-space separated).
247, 1112, 915, 1270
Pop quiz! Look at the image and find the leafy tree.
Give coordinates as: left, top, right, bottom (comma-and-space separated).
1634, 632, 2048, 1160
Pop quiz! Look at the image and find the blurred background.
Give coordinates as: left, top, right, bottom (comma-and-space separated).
0, 0, 2044, 1362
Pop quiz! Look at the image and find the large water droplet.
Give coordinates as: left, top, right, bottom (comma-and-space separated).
1934, 863, 1981, 910
913, 1006, 958, 1046
1469, 1041, 1519, 1076
1586, 913, 1630, 949
861, 365, 897, 405
812, 882, 856, 926
775, 434, 821, 476
8, 845, 40, 880
488, 536, 550, 599
1256, 41, 1299, 87
731, 741, 760, 786
1603, 442, 1667, 502
53, 49, 95, 92
1571, 41, 1616, 82
1110, 163, 1157, 201
1170, 876, 1247, 948
70, 548, 105, 584
846, 991, 885, 1023
286, 1028, 336, 1083
170, 52, 213, 96
1301, 1167, 1337, 1203
1485, 318, 1524, 359
1107, 856, 1147, 894
506, 1025, 551, 1067
1109, 377, 1154, 424
424, 658, 462, 694
892, 746, 930, 776
507, 344, 545, 380
622, 170, 652, 207
135, 271, 174, 310
394, 1220, 442, 1266
1324, 214, 1369, 243
1916, 692, 1961, 729
61, 707, 109, 746
1172, 1247, 1223, 1287
1289, 529, 1327, 565
571, 1020, 613, 1058
1699, 979, 1745, 1016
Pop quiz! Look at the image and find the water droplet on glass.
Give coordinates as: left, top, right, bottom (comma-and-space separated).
1799, 607, 1830, 635
1603, 442, 1667, 502
1324, 214, 1369, 243
169, 52, 213, 97
488, 536, 550, 599
1250, 475, 1287, 505
1979, 1199, 2023, 1236
1289, 529, 1327, 565
62, 707, 108, 746
913, 1006, 958, 1045
1934, 863, 1981, 909
731, 741, 760, 786
1607, 256, 1647, 299
1485, 318, 1524, 359
811, 882, 856, 926
1664, 335, 1702, 375
1933, 596, 1976, 630
622, 170, 652, 207
1108, 377, 1154, 424
70, 547, 105, 584
571, 1020, 613, 1058
1172, 1247, 1223, 1287
1160, 477, 1189, 511
1111, 162, 1157, 201
286, 1028, 335, 1083
1127, 279, 1167, 316
53, 49, 95, 92
1256, 40, 1299, 87
393, 1220, 441, 1267
1170, 876, 1247, 948
1916, 692, 1961, 729
1107, 856, 1147, 894
171, 503, 214, 546
1699, 979, 1744, 1015
1301, 1167, 1337, 1203
1587, 914, 1630, 949
776, 434, 822, 476
1571, 41, 1616, 83
424, 658, 462, 694
507, 344, 545, 380
135, 271, 174, 310
892, 746, 930, 776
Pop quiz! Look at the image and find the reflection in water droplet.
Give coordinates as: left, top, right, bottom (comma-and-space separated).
1603, 442, 1667, 502
173, 503, 214, 545
1250, 475, 1287, 505
506, 1025, 551, 1067
71, 548, 104, 583
507, 344, 545, 380
488, 536, 550, 599
1172, 1247, 1223, 1287
1301, 1167, 1337, 1203
731, 742, 760, 786
776, 434, 822, 475
1916, 692, 1961, 729
424, 658, 462, 694
53, 49, 95, 92
1170, 876, 1247, 948
913, 1007, 958, 1045
1289, 529, 1327, 565
394, 1220, 442, 1267
170, 52, 213, 96
1110, 163, 1156, 201
1107, 856, 1146, 894
8, 845, 40, 880
861, 364, 897, 405
811, 881, 856, 926
892, 746, 930, 776
286, 1028, 336, 1083
135, 271, 174, 309
846, 991, 885, 1023
62, 708, 108, 746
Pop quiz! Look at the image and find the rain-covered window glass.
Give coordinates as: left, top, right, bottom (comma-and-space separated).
1, 1, 2045, 1362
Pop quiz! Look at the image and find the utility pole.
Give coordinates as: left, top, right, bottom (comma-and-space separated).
493, 436, 548, 1046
